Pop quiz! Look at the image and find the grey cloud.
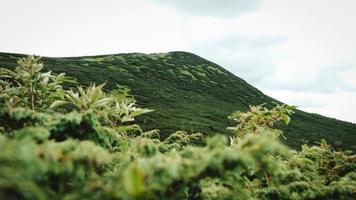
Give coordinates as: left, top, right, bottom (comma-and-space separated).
188, 34, 285, 84
261, 64, 356, 93
296, 100, 324, 109
216, 36, 285, 50
188, 33, 356, 96
211, 55, 275, 83
285, 97, 325, 109
154, 0, 262, 18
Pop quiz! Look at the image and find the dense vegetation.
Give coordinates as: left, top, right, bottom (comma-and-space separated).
0, 52, 355, 151
0, 56, 355, 199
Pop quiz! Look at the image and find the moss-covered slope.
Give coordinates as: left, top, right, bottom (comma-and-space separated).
1, 51, 355, 150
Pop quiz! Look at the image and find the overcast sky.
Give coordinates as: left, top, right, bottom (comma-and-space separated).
1, 0, 356, 123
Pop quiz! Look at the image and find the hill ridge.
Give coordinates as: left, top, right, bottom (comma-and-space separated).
1, 51, 355, 150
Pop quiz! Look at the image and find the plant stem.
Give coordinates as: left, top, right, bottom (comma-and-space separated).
29, 64, 35, 111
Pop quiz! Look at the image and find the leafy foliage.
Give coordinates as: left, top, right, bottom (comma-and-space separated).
0, 56, 355, 199
0, 55, 73, 111
50, 83, 152, 127
228, 103, 296, 140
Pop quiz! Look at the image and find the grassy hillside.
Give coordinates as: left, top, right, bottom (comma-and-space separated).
0, 51, 355, 150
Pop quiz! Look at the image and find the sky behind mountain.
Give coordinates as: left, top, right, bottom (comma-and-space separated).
1, 0, 356, 122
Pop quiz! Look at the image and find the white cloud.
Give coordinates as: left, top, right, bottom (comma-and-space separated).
0, 0, 186, 56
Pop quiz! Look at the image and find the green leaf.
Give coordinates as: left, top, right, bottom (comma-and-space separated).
50, 100, 69, 109
281, 114, 290, 125
123, 164, 145, 197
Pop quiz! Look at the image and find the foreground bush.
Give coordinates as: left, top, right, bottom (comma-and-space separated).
0, 56, 355, 199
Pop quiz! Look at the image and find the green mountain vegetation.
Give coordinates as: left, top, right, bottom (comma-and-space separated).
0, 51, 355, 151
0, 55, 355, 199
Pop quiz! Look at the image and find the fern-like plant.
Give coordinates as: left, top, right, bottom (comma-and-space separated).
0, 56, 72, 111
228, 103, 296, 141
50, 83, 153, 127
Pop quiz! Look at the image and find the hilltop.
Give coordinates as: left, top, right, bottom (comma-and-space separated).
0, 51, 355, 150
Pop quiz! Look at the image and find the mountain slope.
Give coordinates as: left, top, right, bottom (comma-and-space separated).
1, 51, 355, 150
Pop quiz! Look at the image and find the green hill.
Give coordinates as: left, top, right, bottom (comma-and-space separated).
0, 51, 355, 150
